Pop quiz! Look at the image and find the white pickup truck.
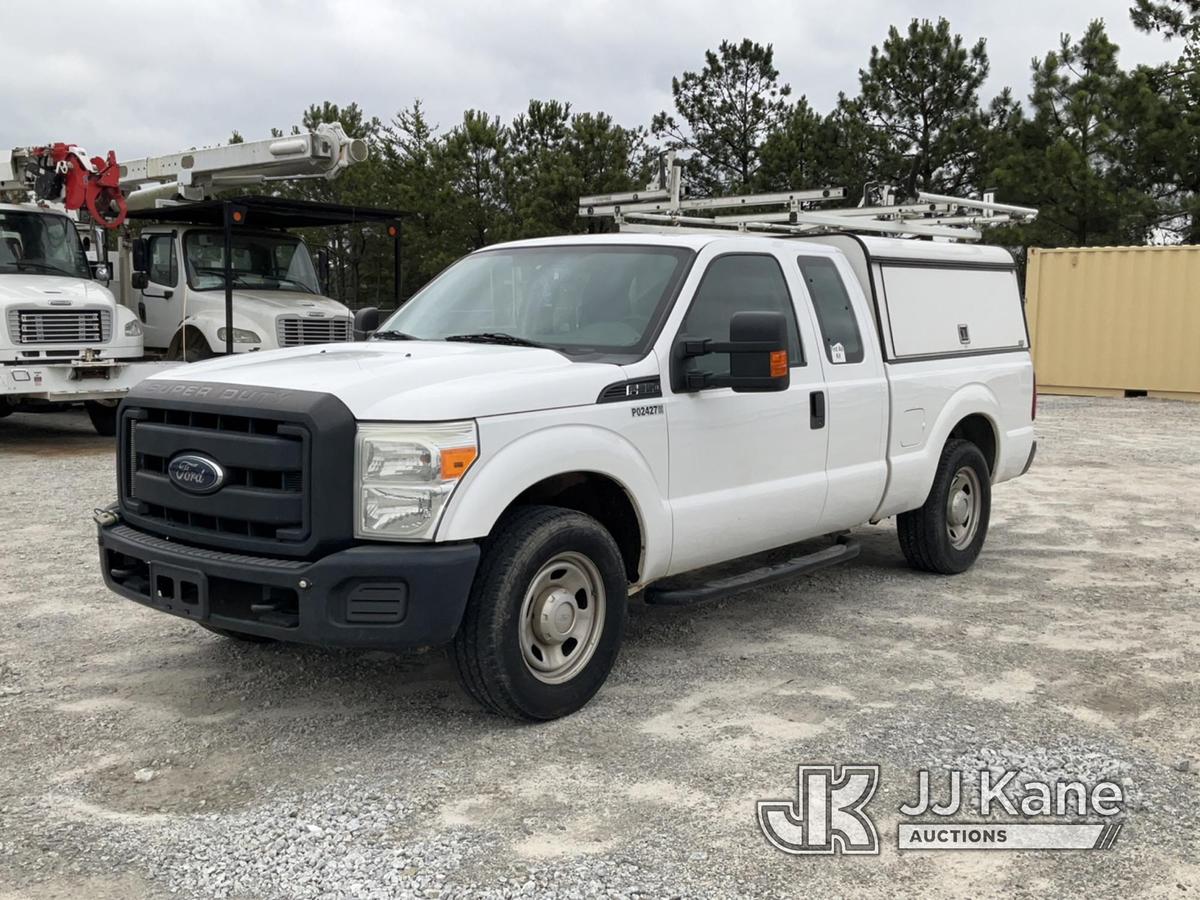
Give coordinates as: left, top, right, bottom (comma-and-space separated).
96, 231, 1036, 720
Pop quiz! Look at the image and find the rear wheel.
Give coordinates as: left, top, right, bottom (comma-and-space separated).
84, 400, 119, 436
897, 438, 991, 574
451, 505, 627, 720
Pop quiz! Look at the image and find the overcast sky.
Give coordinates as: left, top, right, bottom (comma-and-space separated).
1, 0, 1182, 161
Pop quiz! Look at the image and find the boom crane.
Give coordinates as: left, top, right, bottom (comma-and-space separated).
2, 123, 368, 229
1, 142, 127, 227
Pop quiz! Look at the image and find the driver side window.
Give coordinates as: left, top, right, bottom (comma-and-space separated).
147, 236, 177, 287
679, 253, 803, 378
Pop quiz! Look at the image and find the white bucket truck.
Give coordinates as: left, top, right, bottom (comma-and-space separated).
1, 127, 372, 433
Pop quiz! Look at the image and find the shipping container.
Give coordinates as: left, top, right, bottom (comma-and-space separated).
1025, 245, 1200, 401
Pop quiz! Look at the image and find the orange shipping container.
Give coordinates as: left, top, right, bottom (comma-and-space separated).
1025, 245, 1200, 401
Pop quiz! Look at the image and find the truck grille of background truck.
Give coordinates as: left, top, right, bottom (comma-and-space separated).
7, 308, 112, 344
275, 316, 352, 346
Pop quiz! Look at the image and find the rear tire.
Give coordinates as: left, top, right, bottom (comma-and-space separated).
200, 624, 276, 644
84, 400, 119, 436
451, 505, 627, 721
897, 438, 991, 574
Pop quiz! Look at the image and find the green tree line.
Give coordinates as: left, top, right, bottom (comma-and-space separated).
232, 4, 1200, 308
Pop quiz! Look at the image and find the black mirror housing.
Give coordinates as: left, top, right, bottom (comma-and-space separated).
130, 271, 148, 290
353, 306, 380, 341
131, 237, 148, 274
674, 310, 791, 393
316, 247, 331, 294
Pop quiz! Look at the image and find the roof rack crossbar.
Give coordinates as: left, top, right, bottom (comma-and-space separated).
579, 152, 1037, 242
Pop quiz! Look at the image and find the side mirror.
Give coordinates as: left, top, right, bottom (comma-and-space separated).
674, 310, 791, 393
316, 247, 331, 295
93, 263, 111, 283
131, 237, 148, 273
353, 306, 379, 341
130, 271, 148, 290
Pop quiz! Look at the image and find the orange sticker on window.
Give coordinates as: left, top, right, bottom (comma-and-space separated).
770, 350, 788, 378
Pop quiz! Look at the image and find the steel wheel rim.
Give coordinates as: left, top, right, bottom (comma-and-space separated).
946, 466, 982, 550
519, 551, 606, 685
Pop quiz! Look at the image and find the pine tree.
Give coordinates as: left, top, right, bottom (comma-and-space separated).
856, 18, 991, 197
651, 39, 792, 195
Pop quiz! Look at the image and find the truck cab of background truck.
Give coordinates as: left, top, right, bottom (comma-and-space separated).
96, 232, 1036, 721
1, 202, 145, 427
124, 225, 353, 360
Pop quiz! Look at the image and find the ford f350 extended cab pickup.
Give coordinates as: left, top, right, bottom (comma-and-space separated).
96, 231, 1036, 720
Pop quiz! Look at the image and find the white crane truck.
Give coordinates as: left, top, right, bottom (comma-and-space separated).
95, 164, 1039, 720
1, 126, 367, 433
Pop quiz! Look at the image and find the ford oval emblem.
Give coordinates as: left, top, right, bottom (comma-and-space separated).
167, 454, 225, 494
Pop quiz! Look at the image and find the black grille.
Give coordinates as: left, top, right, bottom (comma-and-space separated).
8, 307, 112, 344
117, 380, 357, 559
124, 406, 308, 544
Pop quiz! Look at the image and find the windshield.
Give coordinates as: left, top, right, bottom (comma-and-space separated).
183, 230, 320, 293
377, 245, 693, 356
0, 210, 92, 279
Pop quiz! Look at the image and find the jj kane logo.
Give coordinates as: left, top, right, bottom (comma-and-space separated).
758, 764, 1125, 855
758, 765, 881, 855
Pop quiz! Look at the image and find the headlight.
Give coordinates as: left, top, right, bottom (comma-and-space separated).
124, 319, 143, 336
217, 327, 261, 344
355, 421, 478, 540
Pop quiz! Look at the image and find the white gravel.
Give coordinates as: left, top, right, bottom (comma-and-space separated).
1, 396, 1199, 899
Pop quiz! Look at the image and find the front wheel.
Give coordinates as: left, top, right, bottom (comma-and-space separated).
451, 505, 627, 721
84, 400, 119, 436
897, 438, 991, 574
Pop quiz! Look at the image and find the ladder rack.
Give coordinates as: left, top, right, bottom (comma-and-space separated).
578, 152, 1036, 242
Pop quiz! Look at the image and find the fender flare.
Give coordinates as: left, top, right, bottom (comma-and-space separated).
876, 382, 1003, 520
436, 423, 672, 582
174, 311, 267, 352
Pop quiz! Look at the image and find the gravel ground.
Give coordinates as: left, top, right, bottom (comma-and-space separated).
0, 396, 1198, 899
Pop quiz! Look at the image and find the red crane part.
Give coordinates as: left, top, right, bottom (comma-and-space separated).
31, 143, 127, 229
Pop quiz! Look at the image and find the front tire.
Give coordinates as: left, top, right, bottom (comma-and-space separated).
451, 505, 627, 721
84, 400, 119, 436
897, 438, 991, 574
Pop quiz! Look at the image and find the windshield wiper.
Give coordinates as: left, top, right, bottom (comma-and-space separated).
11, 261, 74, 276
371, 330, 420, 341
444, 332, 546, 348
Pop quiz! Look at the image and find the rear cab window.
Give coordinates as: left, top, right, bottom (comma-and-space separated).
796, 256, 863, 364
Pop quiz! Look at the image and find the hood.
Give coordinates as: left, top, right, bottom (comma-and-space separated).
146, 340, 624, 420
225, 290, 349, 315
0, 274, 116, 306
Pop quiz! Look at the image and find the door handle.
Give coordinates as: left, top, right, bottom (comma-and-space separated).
810, 390, 826, 429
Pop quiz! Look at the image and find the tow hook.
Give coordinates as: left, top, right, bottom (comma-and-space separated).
92, 505, 120, 527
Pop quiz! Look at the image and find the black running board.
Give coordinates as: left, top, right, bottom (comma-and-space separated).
644, 536, 861, 607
